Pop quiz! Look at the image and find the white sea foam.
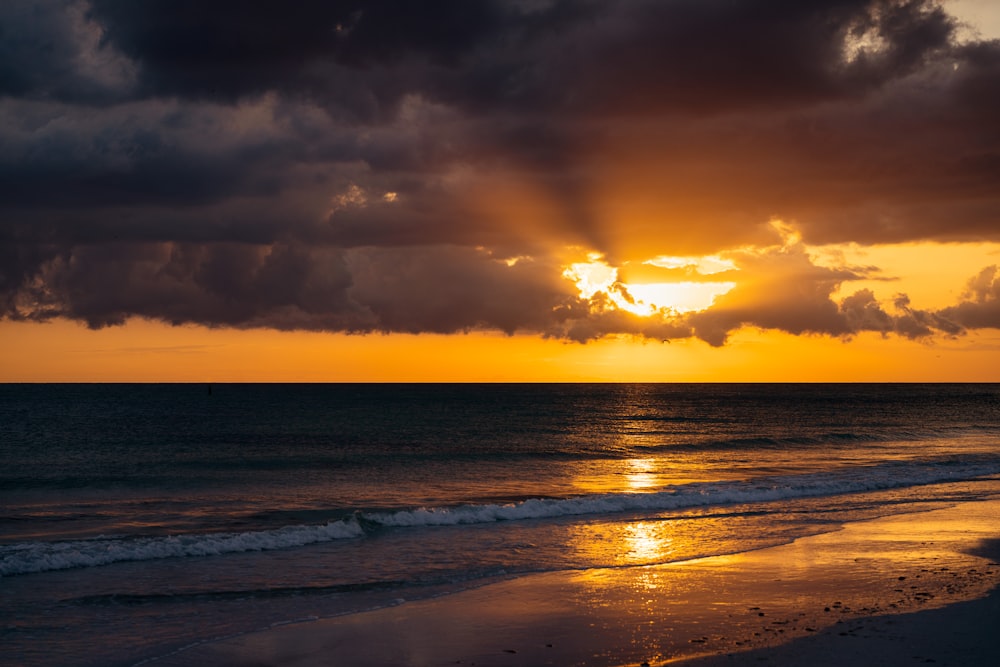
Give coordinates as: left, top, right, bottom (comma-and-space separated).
0, 518, 364, 577
363, 459, 1000, 527
3, 458, 997, 577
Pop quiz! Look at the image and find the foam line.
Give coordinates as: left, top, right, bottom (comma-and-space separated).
3, 457, 997, 577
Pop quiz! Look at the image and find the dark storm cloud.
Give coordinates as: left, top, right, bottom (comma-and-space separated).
0, 0, 136, 103
472, 0, 954, 116
0, 96, 366, 211
18, 241, 362, 330
82, 0, 514, 119
1, 0, 999, 341
10, 240, 597, 336
345, 246, 582, 335
35, 0, 960, 114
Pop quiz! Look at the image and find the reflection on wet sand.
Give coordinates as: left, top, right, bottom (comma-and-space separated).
150, 497, 1000, 667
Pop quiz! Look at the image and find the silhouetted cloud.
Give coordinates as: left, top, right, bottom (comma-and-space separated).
935, 265, 1000, 329
1, 1, 998, 342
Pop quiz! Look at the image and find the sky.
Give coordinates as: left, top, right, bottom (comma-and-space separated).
1, 0, 999, 381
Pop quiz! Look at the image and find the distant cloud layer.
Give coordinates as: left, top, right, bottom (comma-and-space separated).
2, 0, 999, 345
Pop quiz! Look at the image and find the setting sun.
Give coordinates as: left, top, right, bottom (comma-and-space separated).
563, 253, 737, 318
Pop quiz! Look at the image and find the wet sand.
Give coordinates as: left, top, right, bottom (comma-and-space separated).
677, 583, 1000, 667
146, 498, 1000, 667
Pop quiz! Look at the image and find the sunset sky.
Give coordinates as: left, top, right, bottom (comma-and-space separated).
2, 0, 1000, 381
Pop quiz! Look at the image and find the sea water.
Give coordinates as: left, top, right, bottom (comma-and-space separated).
2, 383, 999, 666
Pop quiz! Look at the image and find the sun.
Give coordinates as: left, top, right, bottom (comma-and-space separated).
563, 253, 736, 316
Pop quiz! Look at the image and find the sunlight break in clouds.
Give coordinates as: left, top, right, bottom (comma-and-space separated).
1, 0, 999, 380
563, 255, 736, 316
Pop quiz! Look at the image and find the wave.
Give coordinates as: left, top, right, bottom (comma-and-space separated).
0, 520, 363, 577
3, 457, 999, 578
362, 458, 1000, 527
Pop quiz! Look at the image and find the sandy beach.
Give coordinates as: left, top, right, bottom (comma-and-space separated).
146, 496, 1000, 667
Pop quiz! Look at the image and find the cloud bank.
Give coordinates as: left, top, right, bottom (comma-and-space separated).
1, 0, 998, 345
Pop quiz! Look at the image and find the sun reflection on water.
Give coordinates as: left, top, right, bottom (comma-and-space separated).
624, 521, 672, 564
624, 457, 658, 491
567, 515, 685, 568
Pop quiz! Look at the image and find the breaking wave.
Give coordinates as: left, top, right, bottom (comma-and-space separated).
3, 457, 998, 577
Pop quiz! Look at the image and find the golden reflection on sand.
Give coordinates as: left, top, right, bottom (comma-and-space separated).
155, 497, 1000, 667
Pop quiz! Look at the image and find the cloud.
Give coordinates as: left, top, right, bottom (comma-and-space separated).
1, 1, 999, 344
345, 246, 582, 335
69, 0, 967, 126
0, 234, 988, 347
7, 240, 593, 335
678, 240, 965, 347
12, 242, 360, 330
0, 0, 137, 102
686, 243, 861, 346
935, 265, 1000, 329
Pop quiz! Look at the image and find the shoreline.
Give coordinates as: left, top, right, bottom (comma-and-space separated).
147, 497, 1000, 667
676, 581, 1000, 666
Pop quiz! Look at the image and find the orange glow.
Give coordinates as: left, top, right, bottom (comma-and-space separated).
4, 3, 1000, 386
818, 241, 1000, 309
3, 238, 998, 383
562, 255, 735, 316
2, 316, 999, 382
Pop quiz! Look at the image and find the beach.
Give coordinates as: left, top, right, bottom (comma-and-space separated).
146, 497, 1000, 667
682, 581, 1000, 667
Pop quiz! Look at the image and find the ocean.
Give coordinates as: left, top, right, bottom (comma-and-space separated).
2, 383, 999, 666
